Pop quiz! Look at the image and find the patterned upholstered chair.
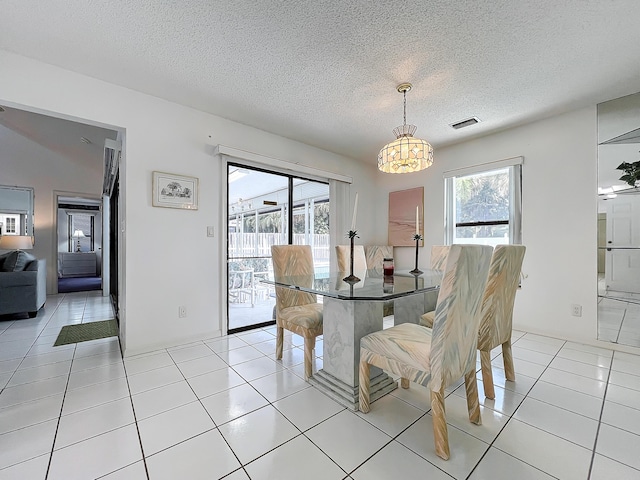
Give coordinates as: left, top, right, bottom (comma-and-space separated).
430, 245, 450, 272
335, 244, 367, 272
364, 245, 394, 317
336, 245, 395, 275
271, 245, 323, 380
476, 245, 526, 399
337, 245, 395, 317
418, 245, 449, 320
359, 245, 492, 460
419, 245, 526, 399
363, 245, 394, 275
418, 245, 450, 327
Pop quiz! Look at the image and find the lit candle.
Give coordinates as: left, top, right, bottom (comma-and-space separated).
415, 205, 419, 235
351, 192, 358, 231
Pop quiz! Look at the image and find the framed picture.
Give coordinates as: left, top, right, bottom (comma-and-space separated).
152, 171, 199, 210
388, 186, 424, 246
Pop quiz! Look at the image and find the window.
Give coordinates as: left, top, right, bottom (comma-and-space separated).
69, 213, 95, 252
445, 158, 522, 246
4, 217, 16, 234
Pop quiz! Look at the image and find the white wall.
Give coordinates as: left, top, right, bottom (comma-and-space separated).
0, 124, 103, 292
0, 50, 377, 355
373, 107, 599, 343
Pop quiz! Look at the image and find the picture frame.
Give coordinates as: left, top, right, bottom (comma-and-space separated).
152, 171, 199, 210
388, 186, 424, 246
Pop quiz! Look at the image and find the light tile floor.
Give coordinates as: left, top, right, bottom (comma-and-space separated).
1, 292, 640, 479
597, 275, 640, 348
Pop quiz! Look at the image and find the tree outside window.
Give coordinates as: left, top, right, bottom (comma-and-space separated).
445, 161, 522, 246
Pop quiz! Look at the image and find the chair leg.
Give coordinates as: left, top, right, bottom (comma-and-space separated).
502, 340, 516, 382
464, 369, 482, 425
276, 326, 284, 360
431, 387, 450, 460
480, 350, 495, 400
303, 336, 316, 380
400, 378, 410, 389
359, 359, 371, 413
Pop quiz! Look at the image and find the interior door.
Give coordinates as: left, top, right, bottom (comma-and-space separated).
605, 194, 640, 293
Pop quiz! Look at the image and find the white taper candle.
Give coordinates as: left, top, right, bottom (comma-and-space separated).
415, 205, 419, 235
351, 193, 358, 231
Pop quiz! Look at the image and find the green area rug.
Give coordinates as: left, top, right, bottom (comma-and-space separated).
54, 319, 119, 346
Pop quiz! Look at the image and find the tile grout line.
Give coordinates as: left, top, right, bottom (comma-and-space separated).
116, 338, 151, 479
8, 300, 640, 478
167, 333, 352, 478
0, 299, 65, 395
168, 341, 252, 479
615, 307, 627, 343
52, 293, 143, 480
44, 293, 78, 480
214, 335, 346, 478
465, 333, 568, 479
0, 294, 67, 476
586, 352, 615, 479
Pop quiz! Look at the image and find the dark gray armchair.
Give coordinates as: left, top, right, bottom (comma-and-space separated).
0, 251, 46, 317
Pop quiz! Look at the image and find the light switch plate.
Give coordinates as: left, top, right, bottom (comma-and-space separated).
207, 226, 215, 237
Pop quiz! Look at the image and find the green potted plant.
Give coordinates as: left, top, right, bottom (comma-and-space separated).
616, 156, 640, 187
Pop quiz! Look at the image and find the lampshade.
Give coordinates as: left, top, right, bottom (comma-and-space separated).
73, 229, 86, 238
378, 83, 434, 174
0, 235, 33, 250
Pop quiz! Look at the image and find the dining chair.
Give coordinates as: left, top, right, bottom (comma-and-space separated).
363, 245, 394, 275
228, 268, 255, 306
271, 245, 323, 379
476, 245, 526, 399
418, 245, 449, 325
335, 244, 367, 272
419, 245, 526, 399
430, 245, 450, 271
359, 244, 492, 460
363, 245, 394, 317
419, 245, 450, 326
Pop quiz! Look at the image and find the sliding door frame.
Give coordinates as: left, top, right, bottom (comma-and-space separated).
226, 162, 328, 334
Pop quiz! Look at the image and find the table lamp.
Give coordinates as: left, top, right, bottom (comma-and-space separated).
72, 229, 85, 252
0, 235, 34, 251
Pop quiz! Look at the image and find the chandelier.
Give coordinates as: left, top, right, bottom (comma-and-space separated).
377, 83, 433, 174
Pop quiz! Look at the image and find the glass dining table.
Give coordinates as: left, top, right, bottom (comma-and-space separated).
263, 269, 442, 410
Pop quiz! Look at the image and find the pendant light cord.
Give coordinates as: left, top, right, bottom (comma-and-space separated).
403, 90, 407, 126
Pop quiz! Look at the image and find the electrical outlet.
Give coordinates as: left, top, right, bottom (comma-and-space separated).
178, 306, 187, 318
571, 304, 582, 317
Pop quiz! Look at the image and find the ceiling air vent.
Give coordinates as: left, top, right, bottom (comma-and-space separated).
450, 117, 480, 130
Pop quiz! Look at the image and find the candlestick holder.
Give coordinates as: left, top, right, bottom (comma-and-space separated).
410, 233, 423, 275
343, 230, 361, 283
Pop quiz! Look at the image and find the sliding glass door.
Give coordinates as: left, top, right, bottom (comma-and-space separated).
227, 164, 329, 333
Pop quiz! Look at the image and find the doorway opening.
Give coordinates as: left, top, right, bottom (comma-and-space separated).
57, 195, 103, 293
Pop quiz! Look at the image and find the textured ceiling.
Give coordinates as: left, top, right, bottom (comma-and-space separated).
2, 1, 640, 163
